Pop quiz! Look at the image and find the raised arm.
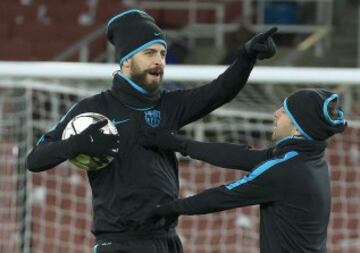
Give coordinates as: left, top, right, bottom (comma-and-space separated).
161, 27, 277, 128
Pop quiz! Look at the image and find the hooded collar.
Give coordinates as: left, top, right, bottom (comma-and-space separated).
273, 135, 327, 157
110, 72, 161, 110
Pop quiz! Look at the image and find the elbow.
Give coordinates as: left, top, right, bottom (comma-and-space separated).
215, 91, 234, 106
26, 151, 43, 172
26, 155, 38, 172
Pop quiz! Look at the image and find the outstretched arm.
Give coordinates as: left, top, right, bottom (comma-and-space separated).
160, 184, 274, 216
186, 140, 273, 171
139, 130, 273, 171
149, 160, 280, 219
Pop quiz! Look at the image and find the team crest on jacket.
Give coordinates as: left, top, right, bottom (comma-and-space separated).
144, 110, 160, 127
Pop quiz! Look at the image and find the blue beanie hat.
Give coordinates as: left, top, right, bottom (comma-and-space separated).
106, 9, 167, 66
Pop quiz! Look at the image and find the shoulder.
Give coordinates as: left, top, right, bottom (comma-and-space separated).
249, 151, 301, 179
159, 86, 190, 102
77, 91, 109, 108
255, 151, 300, 173
268, 151, 312, 179
268, 151, 300, 167
59, 92, 108, 121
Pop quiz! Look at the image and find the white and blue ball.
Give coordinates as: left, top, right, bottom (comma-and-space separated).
62, 112, 118, 171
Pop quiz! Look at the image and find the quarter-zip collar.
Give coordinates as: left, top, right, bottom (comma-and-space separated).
111, 72, 161, 110
273, 135, 327, 157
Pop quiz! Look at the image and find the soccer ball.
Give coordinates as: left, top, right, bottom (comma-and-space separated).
62, 112, 118, 171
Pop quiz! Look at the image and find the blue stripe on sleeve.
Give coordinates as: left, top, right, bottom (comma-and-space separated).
226, 151, 299, 190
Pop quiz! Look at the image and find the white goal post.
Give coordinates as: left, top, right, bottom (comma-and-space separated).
0, 62, 359, 253
1, 61, 360, 84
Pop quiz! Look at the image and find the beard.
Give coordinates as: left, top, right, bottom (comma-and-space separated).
129, 62, 163, 93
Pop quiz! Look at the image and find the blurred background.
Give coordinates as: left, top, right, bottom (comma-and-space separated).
0, 0, 358, 66
0, 0, 359, 253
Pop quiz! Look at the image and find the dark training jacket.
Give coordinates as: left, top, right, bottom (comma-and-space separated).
26, 48, 255, 240
167, 137, 330, 252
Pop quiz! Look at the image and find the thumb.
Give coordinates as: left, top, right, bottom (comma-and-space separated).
87, 119, 108, 131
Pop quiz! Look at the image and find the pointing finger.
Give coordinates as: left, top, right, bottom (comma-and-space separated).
262, 27, 278, 39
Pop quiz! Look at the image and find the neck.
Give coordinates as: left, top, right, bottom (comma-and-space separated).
116, 71, 150, 94
112, 73, 161, 102
275, 135, 303, 146
273, 136, 327, 157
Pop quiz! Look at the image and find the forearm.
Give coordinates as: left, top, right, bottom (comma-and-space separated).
26, 140, 74, 172
169, 186, 262, 215
155, 163, 278, 217
185, 140, 272, 171
165, 47, 256, 128
212, 47, 256, 104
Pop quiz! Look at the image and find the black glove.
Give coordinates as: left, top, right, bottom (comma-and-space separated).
68, 120, 120, 159
245, 27, 277, 60
138, 129, 189, 155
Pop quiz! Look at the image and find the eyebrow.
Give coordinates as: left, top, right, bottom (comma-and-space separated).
143, 48, 166, 53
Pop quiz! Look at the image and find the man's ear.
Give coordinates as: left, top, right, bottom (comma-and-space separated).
291, 127, 302, 138
122, 59, 130, 68
121, 59, 130, 74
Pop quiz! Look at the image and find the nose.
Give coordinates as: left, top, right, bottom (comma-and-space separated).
274, 108, 280, 118
154, 53, 165, 66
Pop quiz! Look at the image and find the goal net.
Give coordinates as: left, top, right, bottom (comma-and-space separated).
0, 63, 359, 253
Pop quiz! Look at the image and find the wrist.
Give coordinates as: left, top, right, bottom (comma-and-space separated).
158, 202, 179, 217
241, 44, 257, 60
63, 136, 77, 158
176, 137, 189, 156
65, 135, 86, 158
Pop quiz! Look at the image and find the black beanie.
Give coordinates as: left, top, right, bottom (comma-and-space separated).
107, 9, 167, 66
283, 89, 347, 141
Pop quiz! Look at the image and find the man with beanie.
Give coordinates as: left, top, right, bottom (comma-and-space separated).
26, 9, 277, 253
140, 89, 347, 253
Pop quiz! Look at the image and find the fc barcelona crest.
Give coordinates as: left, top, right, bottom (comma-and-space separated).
144, 110, 161, 128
